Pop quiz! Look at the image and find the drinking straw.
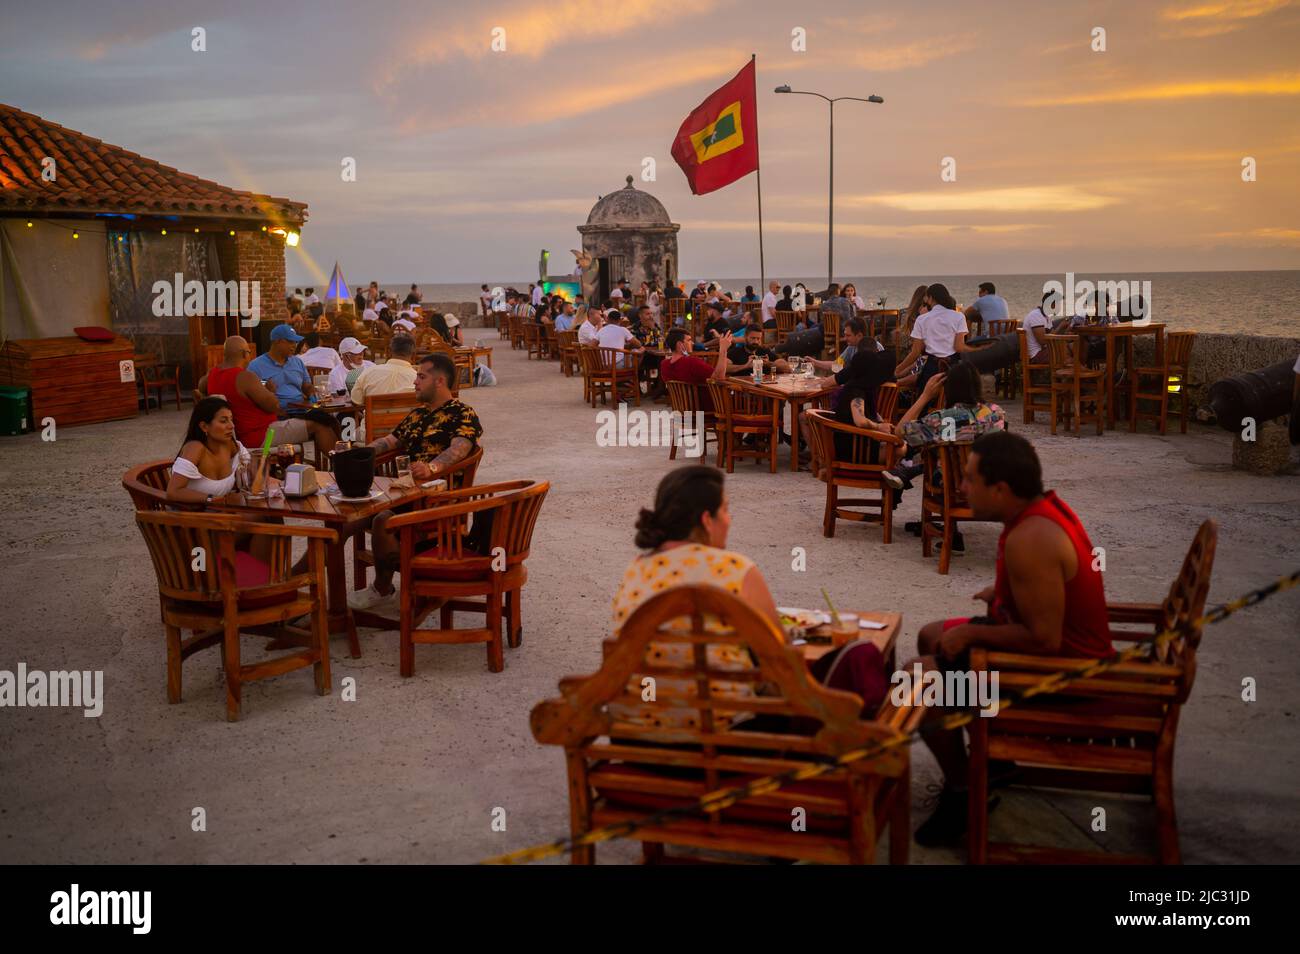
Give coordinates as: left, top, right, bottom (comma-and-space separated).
820, 587, 842, 628
252, 427, 275, 494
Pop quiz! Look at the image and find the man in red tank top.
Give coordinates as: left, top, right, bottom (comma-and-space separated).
911, 430, 1113, 847
197, 336, 281, 448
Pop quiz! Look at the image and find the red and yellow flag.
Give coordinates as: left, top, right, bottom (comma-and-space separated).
670, 60, 759, 196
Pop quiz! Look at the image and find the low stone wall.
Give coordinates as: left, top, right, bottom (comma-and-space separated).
1131, 332, 1298, 409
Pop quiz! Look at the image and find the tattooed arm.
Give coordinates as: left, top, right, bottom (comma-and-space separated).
410, 437, 473, 481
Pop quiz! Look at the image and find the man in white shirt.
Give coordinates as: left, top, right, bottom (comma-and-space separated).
329, 337, 374, 393
299, 332, 342, 370
577, 308, 603, 346
761, 280, 779, 327
304, 287, 320, 307
1021, 291, 1056, 363
530, 283, 543, 307
350, 334, 418, 404
595, 310, 643, 368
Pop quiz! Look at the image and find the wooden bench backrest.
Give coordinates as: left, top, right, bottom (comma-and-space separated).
531, 586, 919, 787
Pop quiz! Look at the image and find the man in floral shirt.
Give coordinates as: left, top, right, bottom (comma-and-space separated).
349, 352, 484, 611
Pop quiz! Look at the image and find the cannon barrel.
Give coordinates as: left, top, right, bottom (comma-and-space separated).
1205, 359, 1296, 432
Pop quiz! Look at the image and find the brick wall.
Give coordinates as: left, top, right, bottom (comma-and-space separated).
232, 230, 289, 329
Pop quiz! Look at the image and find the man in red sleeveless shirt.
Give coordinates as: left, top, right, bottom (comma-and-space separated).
912, 430, 1112, 847
197, 336, 280, 448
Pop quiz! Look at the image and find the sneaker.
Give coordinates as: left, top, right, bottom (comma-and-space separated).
348, 583, 398, 611
881, 468, 905, 490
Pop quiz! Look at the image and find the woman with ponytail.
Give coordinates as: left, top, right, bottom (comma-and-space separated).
611, 466, 889, 725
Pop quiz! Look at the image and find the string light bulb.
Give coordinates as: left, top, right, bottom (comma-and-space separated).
160, 228, 167, 236
26, 220, 33, 228
229, 230, 235, 236
72, 231, 80, 239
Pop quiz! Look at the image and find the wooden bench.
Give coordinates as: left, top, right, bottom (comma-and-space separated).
531, 585, 923, 864
968, 520, 1217, 864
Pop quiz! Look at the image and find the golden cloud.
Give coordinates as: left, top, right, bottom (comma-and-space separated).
374, 0, 721, 93
685, 220, 1045, 237
854, 36, 975, 72
1026, 72, 1300, 105
846, 186, 1116, 214
1162, 0, 1292, 23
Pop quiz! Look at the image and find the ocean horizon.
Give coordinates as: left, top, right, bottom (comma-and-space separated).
319, 270, 1300, 337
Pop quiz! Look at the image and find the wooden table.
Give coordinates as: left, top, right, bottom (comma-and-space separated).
208, 472, 434, 658
1070, 322, 1165, 429
459, 345, 492, 369
796, 610, 900, 673
733, 372, 840, 472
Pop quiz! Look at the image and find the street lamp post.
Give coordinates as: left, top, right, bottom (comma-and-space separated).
774, 86, 883, 290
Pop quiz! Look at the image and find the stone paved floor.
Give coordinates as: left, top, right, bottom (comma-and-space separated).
1, 339, 1297, 864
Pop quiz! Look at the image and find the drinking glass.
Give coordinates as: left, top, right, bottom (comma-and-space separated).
395, 454, 411, 476
238, 451, 268, 498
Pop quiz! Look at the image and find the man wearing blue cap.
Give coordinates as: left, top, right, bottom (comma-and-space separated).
247, 323, 340, 452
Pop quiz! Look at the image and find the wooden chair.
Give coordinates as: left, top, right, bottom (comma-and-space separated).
495, 310, 510, 340
123, 460, 185, 511
707, 379, 780, 474
136, 355, 182, 413
363, 391, 424, 444
350, 446, 483, 597
985, 318, 1019, 400
1018, 329, 1052, 425
134, 510, 334, 722
806, 401, 904, 542
556, 330, 580, 377
918, 441, 994, 575
530, 585, 923, 864
862, 309, 901, 342
774, 310, 798, 345
664, 380, 720, 464
508, 314, 527, 351
821, 311, 842, 360
586, 347, 642, 407
540, 323, 560, 361
305, 364, 332, 380
523, 321, 543, 360
665, 296, 687, 329
1046, 334, 1104, 436
968, 520, 1217, 864
388, 479, 548, 675
1132, 332, 1195, 435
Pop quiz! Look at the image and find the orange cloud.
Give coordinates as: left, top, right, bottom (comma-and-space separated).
855, 36, 975, 72
1162, 0, 1292, 24
846, 186, 1116, 214
685, 220, 1044, 237
1026, 72, 1300, 105
393, 51, 748, 132
374, 0, 722, 94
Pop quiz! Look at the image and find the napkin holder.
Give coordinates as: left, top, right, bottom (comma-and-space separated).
282, 464, 320, 497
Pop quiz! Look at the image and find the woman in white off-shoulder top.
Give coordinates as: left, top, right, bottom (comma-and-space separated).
166, 397, 249, 504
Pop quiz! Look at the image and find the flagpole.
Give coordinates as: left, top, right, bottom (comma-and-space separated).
752, 53, 766, 290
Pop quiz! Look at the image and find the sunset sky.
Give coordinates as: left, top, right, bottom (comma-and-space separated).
3, 0, 1298, 285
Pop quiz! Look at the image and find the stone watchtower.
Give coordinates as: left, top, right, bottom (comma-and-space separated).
577, 176, 680, 304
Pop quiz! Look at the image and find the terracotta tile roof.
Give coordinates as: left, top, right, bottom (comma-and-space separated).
0, 102, 307, 225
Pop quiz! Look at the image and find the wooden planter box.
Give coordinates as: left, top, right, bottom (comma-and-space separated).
0, 336, 138, 427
